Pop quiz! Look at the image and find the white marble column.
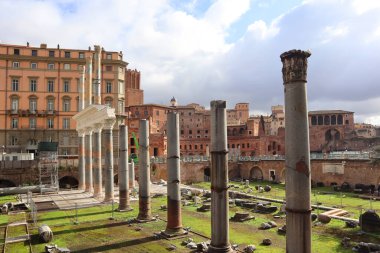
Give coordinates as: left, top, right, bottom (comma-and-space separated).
77, 130, 85, 190
93, 123, 103, 198
103, 119, 116, 202
84, 127, 93, 193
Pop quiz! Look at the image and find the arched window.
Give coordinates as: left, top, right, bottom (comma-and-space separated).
337, 115, 343, 125
324, 115, 330, 125
311, 116, 317, 125
331, 115, 336, 125
318, 115, 323, 125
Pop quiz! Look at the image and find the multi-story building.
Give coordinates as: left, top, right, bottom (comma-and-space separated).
354, 123, 377, 138
0, 42, 140, 155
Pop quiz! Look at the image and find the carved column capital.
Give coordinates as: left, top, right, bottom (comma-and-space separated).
280, 49, 311, 84
84, 127, 93, 135
77, 129, 86, 137
93, 123, 103, 133
103, 118, 116, 130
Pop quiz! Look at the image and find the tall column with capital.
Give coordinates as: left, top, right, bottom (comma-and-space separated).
208, 100, 233, 253
84, 127, 93, 193
280, 49, 312, 253
137, 120, 153, 221
164, 111, 183, 235
93, 45, 102, 105
78, 130, 85, 190
93, 123, 103, 198
103, 119, 116, 202
118, 124, 131, 211
85, 55, 93, 107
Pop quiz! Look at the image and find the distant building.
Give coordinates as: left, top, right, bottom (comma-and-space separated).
0, 42, 141, 155
354, 123, 377, 138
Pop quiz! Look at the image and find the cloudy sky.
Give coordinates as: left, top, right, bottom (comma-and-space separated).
1, 0, 380, 124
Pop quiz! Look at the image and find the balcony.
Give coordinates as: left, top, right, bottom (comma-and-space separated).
7, 109, 19, 115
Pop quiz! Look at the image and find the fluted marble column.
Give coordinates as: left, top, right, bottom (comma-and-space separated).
85, 55, 93, 107
137, 120, 153, 221
77, 130, 85, 190
84, 127, 93, 193
129, 160, 135, 189
93, 45, 102, 105
93, 123, 103, 198
103, 119, 116, 202
281, 49, 312, 253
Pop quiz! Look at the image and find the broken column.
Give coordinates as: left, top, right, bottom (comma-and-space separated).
280, 49, 312, 253
129, 160, 135, 189
78, 130, 85, 190
137, 120, 153, 221
93, 123, 103, 198
93, 45, 102, 105
118, 124, 131, 211
164, 111, 183, 235
208, 100, 233, 253
84, 127, 93, 193
104, 119, 116, 202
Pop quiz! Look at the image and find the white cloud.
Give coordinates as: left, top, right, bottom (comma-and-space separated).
247, 20, 280, 40
321, 23, 349, 44
352, 0, 380, 15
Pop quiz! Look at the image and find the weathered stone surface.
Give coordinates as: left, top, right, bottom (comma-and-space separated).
196, 204, 211, 212
278, 225, 286, 234
244, 245, 256, 253
260, 222, 271, 230
317, 214, 331, 224
230, 212, 255, 222
264, 185, 271, 192
359, 210, 380, 233
262, 238, 272, 246
311, 213, 318, 221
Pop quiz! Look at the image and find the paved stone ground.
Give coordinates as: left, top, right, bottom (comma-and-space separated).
21, 183, 170, 210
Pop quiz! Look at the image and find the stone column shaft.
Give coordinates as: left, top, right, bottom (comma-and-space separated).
93, 45, 101, 105
165, 111, 182, 233
281, 49, 312, 253
104, 119, 116, 202
208, 100, 233, 253
93, 125, 102, 198
129, 161, 135, 189
84, 129, 93, 193
78, 131, 85, 190
85, 55, 93, 107
119, 125, 130, 210
137, 120, 152, 221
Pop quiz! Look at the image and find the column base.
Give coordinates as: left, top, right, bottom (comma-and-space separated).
160, 228, 187, 238
135, 216, 157, 223
207, 245, 234, 253
118, 207, 133, 212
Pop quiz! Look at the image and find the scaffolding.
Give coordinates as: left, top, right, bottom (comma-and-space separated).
38, 142, 59, 193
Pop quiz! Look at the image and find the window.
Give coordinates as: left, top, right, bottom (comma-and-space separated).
12, 62, 19, 68
47, 118, 54, 128
63, 118, 70, 129
105, 65, 112, 71
189, 130, 192, 134
11, 118, 18, 128
156, 110, 159, 116
337, 115, 343, 125
30, 62, 37, 69
30, 79, 37, 92
331, 115, 336, 125
29, 99, 37, 112
47, 80, 54, 92
48, 63, 55, 70
12, 79, 19, 91
49, 51, 55, 57
324, 115, 330, 125
63, 80, 70, 92
11, 98, 18, 112
106, 53, 112, 59
181, 130, 184, 135
311, 116, 317, 125
14, 49, 20, 55
106, 82, 112, 93
47, 99, 54, 111
63, 99, 70, 112
64, 51, 71, 58
156, 120, 160, 126
79, 52, 84, 59
195, 145, 198, 150
64, 63, 70, 70
318, 115, 323, 125
11, 136, 18, 146
31, 50, 37, 56
29, 118, 36, 129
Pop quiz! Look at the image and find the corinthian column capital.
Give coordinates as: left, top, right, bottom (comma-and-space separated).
280, 49, 311, 84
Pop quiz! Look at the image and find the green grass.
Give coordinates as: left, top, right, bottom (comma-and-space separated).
2, 190, 379, 252
7, 224, 27, 238
4, 241, 30, 253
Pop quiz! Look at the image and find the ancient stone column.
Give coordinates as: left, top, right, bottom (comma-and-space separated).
84, 127, 93, 193
79, 65, 85, 111
78, 130, 85, 190
93, 45, 102, 105
85, 55, 93, 107
93, 123, 103, 198
280, 49, 312, 253
164, 111, 183, 235
103, 119, 116, 202
129, 160, 135, 189
118, 124, 131, 211
208, 100, 233, 253
137, 120, 153, 221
